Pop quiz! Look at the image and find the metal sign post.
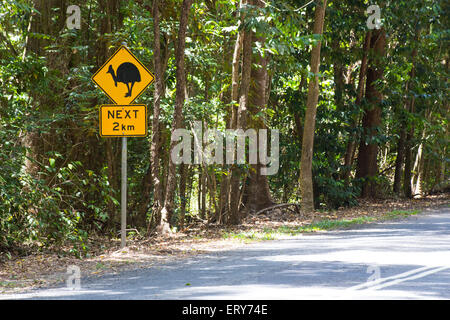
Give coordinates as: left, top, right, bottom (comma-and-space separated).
121, 136, 127, 248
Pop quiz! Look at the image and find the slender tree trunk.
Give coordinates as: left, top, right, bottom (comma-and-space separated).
201, 165, 207, 219
230, 1, 244, 129
342, 31, 371, 182
186, 166, 194, 212
216, 0, 245, 224
332, 38, 345, 112
207, 171, 218, 219
105, 139, 119, 229
393, 126, 406, 194
403, 97, 416, 198
197, 170, 202, 216
135, 163, 153, 228
159, 0, 192, 234
394, 40, 418, 195
23, 0, 56, 179
244, 0, 274, 213
149, 0, 165, 232
178, 164, 188, 229
413, 128, 427, 196
402, 39, 419, 198
291, 74, 306, 148
200, 102, 207, 219
355, 29, 386, 198
299, 0, 327, 212
214, 34, 232, 222
228, 0, 253, 224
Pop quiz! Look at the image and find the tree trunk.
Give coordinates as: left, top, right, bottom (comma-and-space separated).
228, 0, 253, 224
23, 0, 70, 216
299, 0, 327, 212
394, 38, 418, 195
207, 170, 218, 219
402, 39, 419, 199
216, 0, 245, 224
23, 0, 58, 179
355, 29, 386, 198
149, 0, 165, 232
159, 0, 192, 234
105, 139, 119, 229
178, 164, 188, 229
197, 170, 202, 216
230, 1, 244, 129
135, 163, 153, 228
403, 96, 416, 198
413, 128, 427, 197
332, 38, 345, 112
244, 0, 274, 213
393, 126, 406, 194
201, 165, 207, 219
342, 31, 371, 182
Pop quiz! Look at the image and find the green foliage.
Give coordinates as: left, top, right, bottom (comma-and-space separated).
0, 139, 115, 255
0, 0, 448, 254
0, 1, 119, 253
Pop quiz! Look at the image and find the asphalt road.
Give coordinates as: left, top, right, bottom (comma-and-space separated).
3, 206, 450, 300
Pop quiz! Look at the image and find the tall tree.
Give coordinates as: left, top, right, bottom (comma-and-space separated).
393, 32, 419, 196
402, 31, 420, 198
299, 0, 327, 212
230, 0, 245, 130
216, 0, 245, 224
355, 29, 386, 198
342, 31, 372, 183
23, 0, 64, 178
228, 0, 253, 224
244, 0, 274, 213
149, 0, 164, 231
159, 0, 192, 234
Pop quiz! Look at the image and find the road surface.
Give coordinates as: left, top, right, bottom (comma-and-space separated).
3, 206, 450, 300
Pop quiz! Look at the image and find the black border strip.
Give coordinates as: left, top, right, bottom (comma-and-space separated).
0, 300, 435, 318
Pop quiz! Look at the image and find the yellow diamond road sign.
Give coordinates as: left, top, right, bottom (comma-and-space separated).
99, 105, 147, 137
92, 46, 154, 105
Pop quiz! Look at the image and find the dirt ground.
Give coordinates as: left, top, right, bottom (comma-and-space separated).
1, 193, 448, 294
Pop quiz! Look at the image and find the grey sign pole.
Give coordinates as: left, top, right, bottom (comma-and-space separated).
120, 41, 128, 249
121, 136, 127, 248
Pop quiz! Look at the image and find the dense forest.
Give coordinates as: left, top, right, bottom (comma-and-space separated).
0, 0, 448, 255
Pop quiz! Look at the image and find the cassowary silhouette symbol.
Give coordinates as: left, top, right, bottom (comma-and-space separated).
107, 63, 141, 97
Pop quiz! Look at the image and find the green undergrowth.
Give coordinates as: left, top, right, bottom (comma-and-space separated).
222, 209, 421, 241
